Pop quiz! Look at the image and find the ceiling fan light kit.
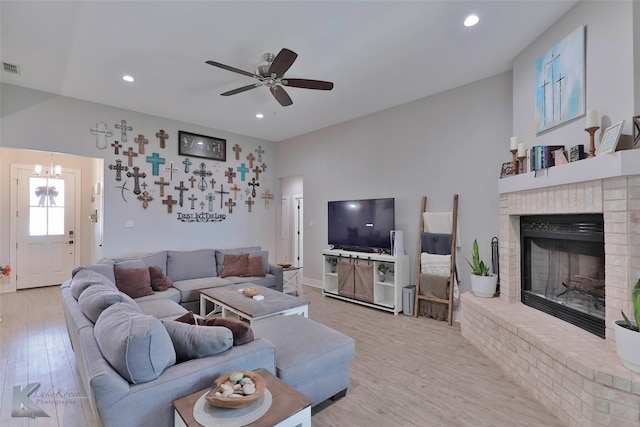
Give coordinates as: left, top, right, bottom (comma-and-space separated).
206, 48, 334, 107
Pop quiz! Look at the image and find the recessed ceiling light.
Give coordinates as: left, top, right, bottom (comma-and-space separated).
122, 75, 135, 82
256, 113, 264, 119
464, 14, 479, 27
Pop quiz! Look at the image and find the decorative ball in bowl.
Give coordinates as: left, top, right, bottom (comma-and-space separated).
205, 371, 266, 408
278, 263, 292, 269
243, 287, 259, 297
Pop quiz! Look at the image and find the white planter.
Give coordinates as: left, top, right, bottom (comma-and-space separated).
470, 274, 498, 298
614, 320, 640, 374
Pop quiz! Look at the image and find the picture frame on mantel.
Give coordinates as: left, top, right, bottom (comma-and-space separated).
500, 161, 513, 178
178, 130, 227, 161
597, 120, 625, 155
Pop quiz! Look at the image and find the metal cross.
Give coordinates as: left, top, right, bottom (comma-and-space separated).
154, 176, 170, 197
261, 163, 267, 172
229, 183, 241, 199
248, 178, 260, 198
255, 145, 265, 162
111, 141, 122, 155
141, 181, 148, 190
183, 157, 192, 173
146, 152, 166, 176
115, 120, 132, 143
236, 163, 250, 181
174, 181, 188, 207
188, 194, 198, 209
215, 185, 230, 209
137, 191, 153, 209
126, 166, 146, 195
162, 195, 178, 213
261, 188, 274, 208
246, 153, 256, 169
225, 198, 236, 214
108, 159, 128, 181
188, 175, 197, 188
193, 162, 212, 191
90, 122, 112, 149
155, 129, 169, 149
205, 193, 215, 212
200, 201, 206, 211
115, 180, 131, 202
164, 161, 179, 181
225, 167, 236, 184
233, 144, 242, 160
245, 197, 254, 213
134, 134, 149, 154
122, 147, 138, 167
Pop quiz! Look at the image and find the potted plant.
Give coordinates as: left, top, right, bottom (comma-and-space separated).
614, 278, 640, 374
467, 239, 497, 298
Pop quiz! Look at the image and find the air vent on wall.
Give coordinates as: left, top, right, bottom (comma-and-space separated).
3, 62, 19, 74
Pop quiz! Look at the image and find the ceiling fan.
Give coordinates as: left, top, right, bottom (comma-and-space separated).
206, 48, 334, 107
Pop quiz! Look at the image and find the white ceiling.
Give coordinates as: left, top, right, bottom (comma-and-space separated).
0, 1, 577, 142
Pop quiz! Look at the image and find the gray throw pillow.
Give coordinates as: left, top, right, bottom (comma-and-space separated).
161, 320, 233, 363
166, 249, 217, 281
94, 303, 176, 384
70, 269, 117, 300
78, 284, 139, 323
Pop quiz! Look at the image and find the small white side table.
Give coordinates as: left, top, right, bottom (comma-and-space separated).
282, 266, 302, 295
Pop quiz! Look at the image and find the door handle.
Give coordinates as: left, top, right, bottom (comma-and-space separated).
68, 240, 74, 244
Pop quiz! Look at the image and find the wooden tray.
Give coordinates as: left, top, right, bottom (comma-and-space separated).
205, 371, 266, 409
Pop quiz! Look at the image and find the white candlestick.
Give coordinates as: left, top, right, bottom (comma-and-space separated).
517, 143, 525, 157
586, 109, 598, 128
510, 137, 519, 150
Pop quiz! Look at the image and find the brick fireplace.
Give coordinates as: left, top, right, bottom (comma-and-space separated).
461, 152, 640, 426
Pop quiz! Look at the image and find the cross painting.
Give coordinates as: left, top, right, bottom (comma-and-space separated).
535, 26, 585, 134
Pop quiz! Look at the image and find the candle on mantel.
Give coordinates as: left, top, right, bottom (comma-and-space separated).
510, 136, 519, 150
586, 109, 598, 128
517, 143, 526, 157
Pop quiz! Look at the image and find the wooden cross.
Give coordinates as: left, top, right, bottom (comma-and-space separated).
248, 178, 260, 197
90, 122, 112, 149
155, 130, 169, 149
225, 167, 236, 184
225, 198, 236, 214
126, 166, 146, 195
174, 181, 188, 207
183, 157, 192, 173
111, 141, 122, 155
188, 194, 198, 209
164, 161, 179, 181
162, 195, 177, 213
215, 185, 230, 209
188, 175, 197, 188
230, 183, 241, 199
252, 166, 262, 181
205, 193, 215, 212
134, 134, 149, 154
246, 153, 256, 169
146, 152, 165, 176
193, 162, 212, 191
210, 178, 217, 189
233, 144, 242, 160
236, 163, 250, 181
261, 189, 274, 208
261, 163, 267, 172
108, 159, 128, 181
115, 120, 132, 143
245, 197, 254, 213
200, 201, 205, 211
137, 191, 153, 209
154, 177, 170, 196
122, 147, 138, 167
255, 145, 265, 162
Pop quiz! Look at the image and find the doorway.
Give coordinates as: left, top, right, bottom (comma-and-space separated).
279, 176, 303, 267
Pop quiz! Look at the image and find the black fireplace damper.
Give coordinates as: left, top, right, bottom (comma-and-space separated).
521, 214, 605, 338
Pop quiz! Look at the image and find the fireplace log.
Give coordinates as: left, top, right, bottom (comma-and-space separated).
558, 275, 605, 299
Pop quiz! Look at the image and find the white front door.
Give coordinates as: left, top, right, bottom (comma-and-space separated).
15, 166, 78, 289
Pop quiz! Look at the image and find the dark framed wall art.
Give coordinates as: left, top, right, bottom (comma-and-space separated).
178, 130, 226, 161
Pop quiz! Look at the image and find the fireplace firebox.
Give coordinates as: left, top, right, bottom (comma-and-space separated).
521, 214, 605, 338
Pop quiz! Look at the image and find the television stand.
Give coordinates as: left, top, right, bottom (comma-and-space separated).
334, 245, 376, 253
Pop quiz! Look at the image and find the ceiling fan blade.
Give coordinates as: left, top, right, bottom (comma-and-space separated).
221, 83, 263, 96
283, 78, 334, 91
268, 48, 297, 77
270, 86, 293, 107
206, 60, 260, 79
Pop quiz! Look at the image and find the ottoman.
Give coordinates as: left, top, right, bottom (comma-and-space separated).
252, 314, 355, 406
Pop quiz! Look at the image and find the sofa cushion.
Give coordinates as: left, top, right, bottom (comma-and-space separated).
94, 303, 176, 384
142, 251, 168, 274
115, 258, 147, 270
149, 266, 173, 292
198, 317, 254, 346
220, 253, 249, 278
114, 267, 155, 299
172, 277, 233, 303
167, 249, 217, 281
78, 283, 139, 323
70, 269, 117, 300
72, 260, 116, 284
133, 287, 181, 304
243, 256, 266, 277
137, 299, 189, 321
161, 320, 233, 363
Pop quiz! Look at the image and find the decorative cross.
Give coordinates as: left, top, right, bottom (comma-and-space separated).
233, 144, 242, 160
230, 183, 241, 199
126, 166, 146, 195
225, 198, 236, 214
111, 141, 122, 155
215, 185, 230, 209
188, 194, 198, 209
155, 130, 169, 149
188, 175, 197, 188
115, 180, 131, 202
225, 167, 236, 184
200, 201, 205, 211
137, 191, 153, 209
146, 152, 166, 176
174, 181, 188, 207
164, 161, 179, 181
245, 197, 254, 213
108, 159, 128, 181
183, 157, 192, 173
246, 153, 256, 169
205, 193, 215, 212
141, 181, 148, 190
261, 189, 274, 208
90, 122, 112, 149
212, 163, 221, 173
122, 147, 138, 167
252, 166, 262, 181
210, 178, 217, 189
248, 178, 260, 198
134, 134, 149, 154
261, 163, 267, 172
236, 163, 250, 181
154, 177, 170, 197
255, 145, 265, 162
245, 188, 251, 197
115, 120, 132, 143
162, 195, 178, 213
193, 162, 212, 191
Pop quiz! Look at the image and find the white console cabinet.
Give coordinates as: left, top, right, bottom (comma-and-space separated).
322, 249, 409, 315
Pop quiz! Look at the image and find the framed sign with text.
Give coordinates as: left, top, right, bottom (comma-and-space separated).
178, 131, 226, 161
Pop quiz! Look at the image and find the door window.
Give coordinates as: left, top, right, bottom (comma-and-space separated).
29, 177, 65, 236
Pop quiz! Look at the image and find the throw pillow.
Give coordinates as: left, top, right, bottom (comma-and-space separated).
78, 283, 139, 323
242, 256, 266, 277
161, 320, 233, 363
174, 311, 196, 325
220, 253, 249, 278
114, 267, 154, 299
198, 317, 255, 346
70, 269, 117, 300
149, 265, 173, 292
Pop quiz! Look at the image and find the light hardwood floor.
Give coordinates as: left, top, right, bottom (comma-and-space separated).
0, 284, 564, 427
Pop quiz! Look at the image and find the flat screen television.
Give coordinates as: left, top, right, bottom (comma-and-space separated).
328, 198, 395, 251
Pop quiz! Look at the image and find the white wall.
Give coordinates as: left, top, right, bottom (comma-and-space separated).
276, 72, 512, 290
